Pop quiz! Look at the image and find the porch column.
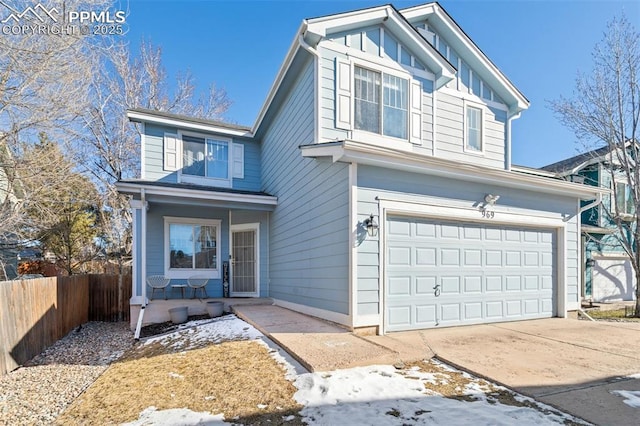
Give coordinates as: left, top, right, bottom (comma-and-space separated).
129, 197, 147, 303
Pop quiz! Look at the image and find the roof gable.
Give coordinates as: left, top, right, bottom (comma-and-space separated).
304, 4, 456, 88
400, 2, 529, 114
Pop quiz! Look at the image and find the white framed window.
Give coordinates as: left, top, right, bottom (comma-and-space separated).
164, 217, 221, 279
354, 65, 408, 140
181, 133, 231, 187
615, 181, 635, 215
465, 105, 483, 152
163, 132, 244, 188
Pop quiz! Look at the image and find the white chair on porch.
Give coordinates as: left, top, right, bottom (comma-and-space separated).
188, 276, 209, 299
147, 275, 170, 300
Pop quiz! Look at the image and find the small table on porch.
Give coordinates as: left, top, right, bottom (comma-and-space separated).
171, 284, 188, 299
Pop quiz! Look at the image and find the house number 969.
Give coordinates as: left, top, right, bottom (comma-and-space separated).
482, 210, 495, 219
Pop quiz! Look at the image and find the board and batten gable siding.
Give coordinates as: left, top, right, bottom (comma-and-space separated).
436, 92, 506, 168
142, 123, 261, 192
261, 59, 351, 315
355, 165, 581, 316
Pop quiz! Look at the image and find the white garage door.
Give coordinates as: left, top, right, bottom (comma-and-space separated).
386, 216, 557, 331
592, 257, 636, 302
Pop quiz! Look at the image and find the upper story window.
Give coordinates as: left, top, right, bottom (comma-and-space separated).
163, 132, 244, 189
354, 66, 408, 140
182, 135, 229, 179
465, 106, 482, 152
615, 182, 635, 216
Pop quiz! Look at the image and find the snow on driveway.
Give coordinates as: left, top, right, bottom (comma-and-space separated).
132, 315, 587, 425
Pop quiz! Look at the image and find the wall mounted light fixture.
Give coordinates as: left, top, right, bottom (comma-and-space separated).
364, 213, 379, 237
484, 194, 500, 206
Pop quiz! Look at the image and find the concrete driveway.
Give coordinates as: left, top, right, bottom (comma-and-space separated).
405, 318, 640, 426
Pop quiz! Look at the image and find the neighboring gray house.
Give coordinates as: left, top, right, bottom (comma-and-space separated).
118, 2, 601, 333
542, 146, 636, 303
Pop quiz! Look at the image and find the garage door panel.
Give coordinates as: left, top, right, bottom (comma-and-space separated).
441, 276, 460, 294
415, 222, 436, 237
464, 302, 482, 320
505, 300, 522, 316
416, 248, 436, 265
416, 276, 436, 295
388, 276, 411, 296
388, 246, 411, 265
464, 249, 482, 266
440, 303, 461, 321
416, 304, 437, 324
440, 224, 460, 239
486, 276, 503, 292
485, 301, 503, 318
524, 299, 540, 314
386, 216, 557, 331
524, 275, 539, 290
464, 276, 482, 293
388, 305, 411, 327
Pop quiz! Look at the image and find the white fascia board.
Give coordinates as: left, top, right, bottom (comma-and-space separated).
115, 182, 278, 206
304, 6, 390, 37
252, 22, 307, 134
126, 110, 252, 138
306, 5, 455, 87
301, 141, 606, 200
510, 165, 557, 178
400, 4, 529, 113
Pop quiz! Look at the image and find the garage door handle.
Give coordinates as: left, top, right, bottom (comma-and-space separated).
433, 284, 441, 297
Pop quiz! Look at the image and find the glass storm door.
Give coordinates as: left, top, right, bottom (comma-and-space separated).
231, 224, 258, 296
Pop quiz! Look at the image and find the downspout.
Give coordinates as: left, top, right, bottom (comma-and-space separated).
505, 111, 521, 171
579, 193, 602, 214
298, 33, 321, 143
134, 189, 147, 340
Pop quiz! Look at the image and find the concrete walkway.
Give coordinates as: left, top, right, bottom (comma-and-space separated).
232, 304, 431, 372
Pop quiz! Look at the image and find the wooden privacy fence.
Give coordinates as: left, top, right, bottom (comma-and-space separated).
0, 274, 131, 376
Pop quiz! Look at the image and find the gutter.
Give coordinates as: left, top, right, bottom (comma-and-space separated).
298, 33, 321, 143
302, 140, 606, 200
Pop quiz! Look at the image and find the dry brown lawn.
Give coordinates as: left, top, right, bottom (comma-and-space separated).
56, 339, 303, 425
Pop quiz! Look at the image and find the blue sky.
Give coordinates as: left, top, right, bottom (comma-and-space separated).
124, 0, 639, 168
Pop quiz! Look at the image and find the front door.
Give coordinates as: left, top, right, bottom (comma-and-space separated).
230, 224, 259, 297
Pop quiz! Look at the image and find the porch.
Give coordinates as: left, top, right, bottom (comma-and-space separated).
130, 297, 274, 329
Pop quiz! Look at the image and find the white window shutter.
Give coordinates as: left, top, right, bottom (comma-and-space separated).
232, 143, 244, 179
164, 133, 180, 171
409, 80, 422, 145
335, 58, 352, 130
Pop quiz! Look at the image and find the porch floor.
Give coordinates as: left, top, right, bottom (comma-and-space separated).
130, 297, 274, 329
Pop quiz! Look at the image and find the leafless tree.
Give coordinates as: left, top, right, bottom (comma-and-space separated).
551, 15, 640, 315
0, 0, 111, 277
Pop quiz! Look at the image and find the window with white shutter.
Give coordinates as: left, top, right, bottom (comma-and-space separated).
163, 133, 180, 171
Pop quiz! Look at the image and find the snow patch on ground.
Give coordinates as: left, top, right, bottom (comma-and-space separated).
294, 364, 586, 425
612, 390, 640, 408
143, 315, 262, 350
122, 406, 225, 425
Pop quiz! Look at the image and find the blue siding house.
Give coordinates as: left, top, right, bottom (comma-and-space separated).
118, 3, 602, 333
542, 146, 635, 303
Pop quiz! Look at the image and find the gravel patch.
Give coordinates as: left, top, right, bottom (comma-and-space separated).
0, 322, 134, 425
